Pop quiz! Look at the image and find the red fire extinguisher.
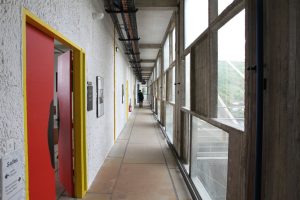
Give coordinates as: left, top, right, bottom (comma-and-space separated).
129, 99, 132, 112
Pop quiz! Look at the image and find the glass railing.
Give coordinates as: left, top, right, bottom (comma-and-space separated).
191, 116, 229, 200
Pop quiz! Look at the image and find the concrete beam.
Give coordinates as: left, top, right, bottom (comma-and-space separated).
139, 43, 161, 49
141, 59, 156, 63
140, 66, 154, 69
135, 0, 177, 9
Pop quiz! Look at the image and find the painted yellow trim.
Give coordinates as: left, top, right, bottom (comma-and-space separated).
73, 50, 88, 197
22, 10, 30, 200
23, 9, 81, 51
126, 80, 129, 120
82, 52, 88, 192
22, 8, 87, 198
113, 26, 116, 142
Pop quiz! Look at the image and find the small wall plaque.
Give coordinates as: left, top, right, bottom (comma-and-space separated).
0, 149, 23, 200
96, 76, 104, 118
87, 82, 93, 111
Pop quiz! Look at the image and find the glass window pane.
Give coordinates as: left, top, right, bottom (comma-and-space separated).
172, 28, 176, 61
164, 36, 170, 71
218, 0, 234, 14
172, 67, 176, 102
166, 103, 174, 143
182, 111, 191, 173
162, 74, 166, 100
191, 117, 229, 200
217, 10, 245, 129
157, 57, 161, 78
155, 81, 158, 97
157, 100, 161, 121
167, 69, 173, 102
158, 78, 161, 99
154, 65, 158, 79
184, 0, 208, 48
185, 54, 191, 108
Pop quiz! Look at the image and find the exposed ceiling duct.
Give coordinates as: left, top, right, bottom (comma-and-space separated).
104, 0, 144, 82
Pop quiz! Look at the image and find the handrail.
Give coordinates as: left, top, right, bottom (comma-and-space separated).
180, 107, 244, 134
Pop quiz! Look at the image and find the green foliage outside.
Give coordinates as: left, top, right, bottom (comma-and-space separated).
218, 60, 245, 119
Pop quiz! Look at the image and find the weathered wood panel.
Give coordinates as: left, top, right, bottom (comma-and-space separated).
261, 0, 300, 199
227, 132, 247, 200
191, 34, 210, 117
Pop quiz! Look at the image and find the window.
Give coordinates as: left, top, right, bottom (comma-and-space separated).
172, 67, 176, 102
172, 28, 176, 61
157, 57, 161, 78
163, 36, 170, 71
184, 0, 208, 48
191, 116, 229, 200
218, 0, 234, 14
166, 103, 174, 143
149, 73, 152, 85
185, 54, 191, 108
153, 65, 157, 81
158, 78, 161, 99
156, 65, 158, 80
157, 100, 161, 121
162, 74, 166, 100
155, 81, 158, 98
181, 111, 191, 173
153, 96, 156, 112
167, 68, 175, 102
217, 10, 245, 129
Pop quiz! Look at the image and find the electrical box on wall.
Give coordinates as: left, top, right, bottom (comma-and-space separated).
0, 149, 23, 200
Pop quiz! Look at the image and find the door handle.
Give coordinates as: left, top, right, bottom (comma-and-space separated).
56, 98, 60, 137
48, 100, 55, 169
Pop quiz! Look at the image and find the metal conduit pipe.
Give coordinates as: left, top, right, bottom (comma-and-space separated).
104, 0, 143, 81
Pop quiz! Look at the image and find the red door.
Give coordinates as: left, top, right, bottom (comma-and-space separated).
57, 51, 74, 196
26, 24, 56, 200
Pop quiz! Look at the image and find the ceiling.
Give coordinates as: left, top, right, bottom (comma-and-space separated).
135, 0, 175, 81
103, 0, 176, 82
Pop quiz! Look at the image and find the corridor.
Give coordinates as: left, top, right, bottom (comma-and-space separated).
60, 106, 192, 200
1, 0, 299, 199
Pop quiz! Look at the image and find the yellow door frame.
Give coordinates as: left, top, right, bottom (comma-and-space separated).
126, 80, 129, 120
22, 8, 87, 199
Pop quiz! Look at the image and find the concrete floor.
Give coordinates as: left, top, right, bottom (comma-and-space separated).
59, 106, 192, 200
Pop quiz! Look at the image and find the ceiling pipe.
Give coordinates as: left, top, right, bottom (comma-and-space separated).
104, 0, 144, 82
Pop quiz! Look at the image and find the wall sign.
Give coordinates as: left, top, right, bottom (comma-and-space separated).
96, 76, 104, 118
0, 149, 23, 200
87, 82, 93, 111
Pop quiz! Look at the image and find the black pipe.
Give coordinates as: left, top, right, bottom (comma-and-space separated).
254, 0, 263, 199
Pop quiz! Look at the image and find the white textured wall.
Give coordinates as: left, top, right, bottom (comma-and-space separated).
115, 48, 136, 139
0, 0, 135, 197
